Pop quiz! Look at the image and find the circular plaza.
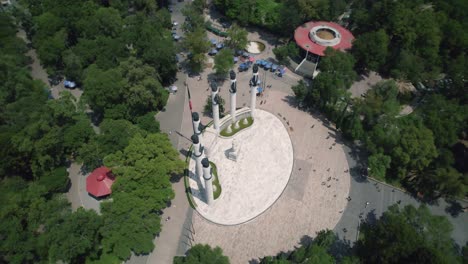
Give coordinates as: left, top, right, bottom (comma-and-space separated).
188, 109, 294, 225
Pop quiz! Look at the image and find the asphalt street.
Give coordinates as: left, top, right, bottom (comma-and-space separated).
333, 144, 468, 248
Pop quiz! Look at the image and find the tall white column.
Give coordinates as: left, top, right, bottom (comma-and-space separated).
229, 70, 239, 130
250, 64, 259, 119
191, 134, 204, 180
202, 158, 214, 205
191, 112, 203, 147
211, 82, 220, 134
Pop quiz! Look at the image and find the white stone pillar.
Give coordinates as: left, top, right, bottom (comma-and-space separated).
229, 70, 239, 130
211, 82, 220, 134
191, 112, 203, 147
191, 134, 204, 180
202, 158, 214, 205
250, 64, 259, 119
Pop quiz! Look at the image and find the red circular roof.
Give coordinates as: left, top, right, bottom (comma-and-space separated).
86, 166, 115, 197
294, 21, 354, 56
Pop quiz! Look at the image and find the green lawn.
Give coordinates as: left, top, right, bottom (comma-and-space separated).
220, 117, 254, 137
210, 161, 222, 199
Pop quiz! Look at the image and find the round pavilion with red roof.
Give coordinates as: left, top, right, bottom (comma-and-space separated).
294, 21, 354, 57
86, 166, 115, 198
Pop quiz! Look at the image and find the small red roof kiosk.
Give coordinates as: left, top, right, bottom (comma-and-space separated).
86, 166, 115, 197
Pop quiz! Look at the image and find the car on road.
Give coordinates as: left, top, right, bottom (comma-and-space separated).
172, 21, 178, 26
64, 80, 77, 89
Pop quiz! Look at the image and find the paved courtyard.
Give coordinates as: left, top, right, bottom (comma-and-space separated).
191, 90, 352, 263
189, 109, 294, 225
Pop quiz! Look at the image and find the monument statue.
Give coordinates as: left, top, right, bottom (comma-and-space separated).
229, 70, 237, 93
227, 138, 241, 162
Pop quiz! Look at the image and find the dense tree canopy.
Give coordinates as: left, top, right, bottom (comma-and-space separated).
1, 2, 184, 262
357, 204, 460, 264
101, 133, 184, 259
259, 205, 462, 264
174, 244, 230, 264
213, 0, 347, 35
214, 48, 235, 76
83, 57, 168, 121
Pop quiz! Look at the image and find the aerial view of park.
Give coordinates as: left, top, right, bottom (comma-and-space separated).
0, 0, 467, 263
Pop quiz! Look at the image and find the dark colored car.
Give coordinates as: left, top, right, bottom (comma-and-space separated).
238, 61, 252, 72
48, 76, 62, 86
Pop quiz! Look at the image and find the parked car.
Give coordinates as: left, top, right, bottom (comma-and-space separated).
48, 76, 62, 86
64, 80, 76, 89
271, 64, 278, 72
238, 61, 252, 72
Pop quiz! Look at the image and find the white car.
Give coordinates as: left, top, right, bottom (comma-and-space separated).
169, 85, 178, 93
172, 21, 178, 26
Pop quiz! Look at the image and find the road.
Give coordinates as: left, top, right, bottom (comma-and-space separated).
140, 1, 196, 263
333, 146, 468, 247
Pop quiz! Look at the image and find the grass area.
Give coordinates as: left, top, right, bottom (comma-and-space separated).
209, 161, 222, 200
184, 145, 197, 209
220, 117, 254, 137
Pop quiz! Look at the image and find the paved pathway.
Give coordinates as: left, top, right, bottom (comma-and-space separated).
334, 154, 468, 247
191, 90, 352, 263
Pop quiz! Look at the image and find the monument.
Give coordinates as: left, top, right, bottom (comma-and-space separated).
227, 70, 239, 133
227, 138, 241, 162
192, 112, 203, 147
249, 64, 259, 121
202, 158, 214, 205
211, 82, 221, 134
191, 134, 204, 180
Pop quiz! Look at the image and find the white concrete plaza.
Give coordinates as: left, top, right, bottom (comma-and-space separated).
188, 109, 294, 225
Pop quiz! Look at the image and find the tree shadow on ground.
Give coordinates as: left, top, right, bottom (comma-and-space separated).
350, 166, 369, 183
445, 199, 464, 217
170, 171, 184, 183
207, 72, 228, 86
364, 209, 378, 225
179, 148, 190, 158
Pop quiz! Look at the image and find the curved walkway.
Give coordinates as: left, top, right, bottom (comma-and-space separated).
191, 90, 352, 263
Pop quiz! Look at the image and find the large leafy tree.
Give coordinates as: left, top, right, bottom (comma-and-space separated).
183, 28, 210, 73
83, 57, 168, 121
352, 29, 389, 71
214, 49, 234, 76
100, 133, 184, 260
391, 117, 438, 179
226, 23, 248, 51
356, 204, 460, 264
47, 208, 102, 263
174, 244, 230, 264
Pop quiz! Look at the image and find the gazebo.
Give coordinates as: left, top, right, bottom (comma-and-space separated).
86, 166, 115, 198
293, 21, 354, 77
